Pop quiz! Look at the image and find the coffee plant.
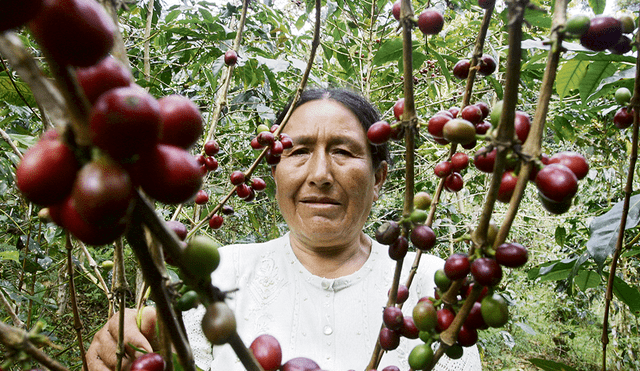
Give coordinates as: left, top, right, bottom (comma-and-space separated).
1, 0, 640, 370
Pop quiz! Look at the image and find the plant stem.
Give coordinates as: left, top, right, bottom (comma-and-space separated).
114, 238, 128, 371
143, 0, 155, 83
0, 321, 70, 371
601, 11, 640, 370
461, 3, 495, 108
65, 234, 88, 371
203, 0, 251, 144
0, 33, 70, 130
126, 200, 197, 371
495, 0, 568, 248
472, 0, 524, 249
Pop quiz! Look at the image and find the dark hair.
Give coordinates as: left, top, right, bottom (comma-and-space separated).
274, 88, 391, 169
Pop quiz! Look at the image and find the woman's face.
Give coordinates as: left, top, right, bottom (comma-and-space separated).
273, 99, 387, 248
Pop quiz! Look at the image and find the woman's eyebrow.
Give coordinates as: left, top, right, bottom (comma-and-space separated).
287, 133, 366, 148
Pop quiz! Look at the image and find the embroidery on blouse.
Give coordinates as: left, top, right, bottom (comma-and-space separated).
247, 250, 286, 335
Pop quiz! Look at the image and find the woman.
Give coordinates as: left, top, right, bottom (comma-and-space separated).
87, 89, 481, 370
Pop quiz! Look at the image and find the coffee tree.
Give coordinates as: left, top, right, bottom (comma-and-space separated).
1, 0, 639, 370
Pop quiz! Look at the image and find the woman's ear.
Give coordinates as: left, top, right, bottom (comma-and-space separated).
372, 161, 388, 202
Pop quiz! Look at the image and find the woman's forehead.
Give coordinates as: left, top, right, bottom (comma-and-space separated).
284, 99, 365, 135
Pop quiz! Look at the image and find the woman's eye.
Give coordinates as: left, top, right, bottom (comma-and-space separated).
289, 148, 308, 156
334, 148, 352, 156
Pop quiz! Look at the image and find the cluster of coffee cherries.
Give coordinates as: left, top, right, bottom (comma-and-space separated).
399, 240, 528, 367
613, 86, 634, 129
376, 191, 437, 261
14, 0, 206, 245
452, 54, 497, 80
434, 152, 470, 193
471, 102, 589, 213
250, 123, 294, 164
392, 2, 445, 36
564, 14, 636, 55
427, 101, 496, 148
193, 140, 221, 206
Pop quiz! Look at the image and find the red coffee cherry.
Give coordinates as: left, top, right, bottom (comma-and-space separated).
131, 353, 165, 371
76, 55, 133, 105
29, 0, 116, 67
209, 215, 224, 230
89, 86, 162, 160
16, 138, 80, 206
136, 144, 203, 204
367, 121, 392, 144
444, 253, 470, 280
383, 306, 404, 331
204, 140, 220, 156
495, 242, 528, 268
470, 258, 503, 287
250, 334, 282, 371
230, 171, 246, 186
410, 225, 436, 251
158, 95, 203, 150
535, 163, 578, 203
417, 9, 444, 35
434, 161, 454, 178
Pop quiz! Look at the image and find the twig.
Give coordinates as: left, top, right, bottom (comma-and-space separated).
471, 0, 525, 250
65, 234, 88, 371
114, 238, 128, 371
0, 287, 24, 328
601, 9, 640, 370
77, 241, 113, 314
143, 0, 155, 83
0, 33, 70, 130
0, 321, 70, 371
430, 0, 527, 368
0, 57, 41, 119
461, 2, 495, 108
202, 0, 251, 144
0, 127, 23, 161
127, 195, 197, 371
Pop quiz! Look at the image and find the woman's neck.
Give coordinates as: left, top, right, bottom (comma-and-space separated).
289, 232, 372, 279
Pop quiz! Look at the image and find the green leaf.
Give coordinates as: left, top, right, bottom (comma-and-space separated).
0, 77, 36, 107
165, 10, 181, 23
578, 61, 617, 103
0, 250, 19, 262
555, 59, 589, 100
528, 257, 578, 281
555, 226, 566, 247
373, 38, 403, 66
198, 8, 214, 23
589, 0, 606, 15
574, 270, 601, 291
295, 13, 307, 30
586, 194, 640, 267
431, 50, 452, 87
487, 75, 503, 100
552, 115, 576, 142
611, 275, 640, 316
528, 358, 578, 371
523, 7, 551, 29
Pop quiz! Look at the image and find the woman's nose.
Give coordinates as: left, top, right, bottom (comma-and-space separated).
307, 151, 333, 188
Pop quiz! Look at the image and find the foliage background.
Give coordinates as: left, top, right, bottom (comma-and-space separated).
1, 0, 640, 369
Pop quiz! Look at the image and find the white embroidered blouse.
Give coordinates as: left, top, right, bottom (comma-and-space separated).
183, 233, 482, 371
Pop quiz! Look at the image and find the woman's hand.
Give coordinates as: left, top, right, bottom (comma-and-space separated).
87, 307, 158, 371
